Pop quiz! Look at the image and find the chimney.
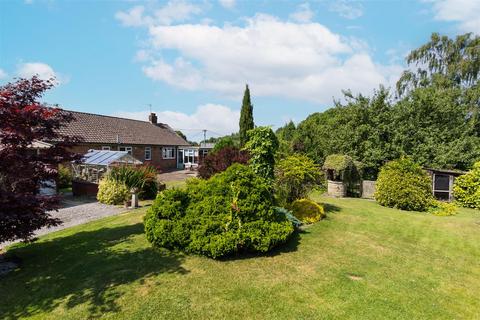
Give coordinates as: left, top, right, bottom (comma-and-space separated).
149, 112, 157, 124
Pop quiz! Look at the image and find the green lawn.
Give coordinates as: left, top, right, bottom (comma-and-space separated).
1, 194, 480, 319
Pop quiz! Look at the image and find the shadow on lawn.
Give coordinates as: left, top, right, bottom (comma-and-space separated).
322, 203, 342, 214
0, 223, 188, 319
220, 228, 307, 262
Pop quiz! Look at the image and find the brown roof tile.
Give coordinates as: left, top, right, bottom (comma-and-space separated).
56, 110, 190, 146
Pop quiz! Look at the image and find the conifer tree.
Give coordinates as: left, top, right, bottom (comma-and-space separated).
239, 84, 254, 147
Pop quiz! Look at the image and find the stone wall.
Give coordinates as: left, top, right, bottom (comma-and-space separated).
361, 180, 376, 199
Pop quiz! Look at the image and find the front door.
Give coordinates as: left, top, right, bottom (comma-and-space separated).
177, 149, 184, 169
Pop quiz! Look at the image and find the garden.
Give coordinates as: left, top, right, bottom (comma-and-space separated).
1, 33, 480, 319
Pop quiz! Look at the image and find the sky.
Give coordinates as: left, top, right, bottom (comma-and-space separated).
0, 0, 479, 141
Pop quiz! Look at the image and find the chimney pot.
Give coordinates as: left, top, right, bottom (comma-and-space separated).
149, 112, 157, 124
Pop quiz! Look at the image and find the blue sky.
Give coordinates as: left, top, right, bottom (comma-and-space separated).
1, 0, 479, 141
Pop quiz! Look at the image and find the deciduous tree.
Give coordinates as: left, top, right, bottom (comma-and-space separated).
0, 77, 80, 242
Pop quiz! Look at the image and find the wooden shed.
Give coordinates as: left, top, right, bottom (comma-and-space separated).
424, 168, 466, 202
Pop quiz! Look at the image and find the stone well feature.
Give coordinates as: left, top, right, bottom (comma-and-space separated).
327, 180, 346, 197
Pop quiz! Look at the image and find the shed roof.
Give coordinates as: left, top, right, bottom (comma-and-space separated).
424, 167, 467, 176
80, 150, 143, 166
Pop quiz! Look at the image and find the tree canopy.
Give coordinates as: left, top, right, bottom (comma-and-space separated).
279, 33, 480, 179
0, 77, 80, 242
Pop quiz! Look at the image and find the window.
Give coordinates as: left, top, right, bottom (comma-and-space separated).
162, 147, 175, 159
102, 146, 111, 151
433, 173, 452, 201
119, 146, 132, 155
145, 147, 151, 160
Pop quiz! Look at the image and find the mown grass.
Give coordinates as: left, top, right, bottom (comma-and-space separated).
1, 194, 479, 319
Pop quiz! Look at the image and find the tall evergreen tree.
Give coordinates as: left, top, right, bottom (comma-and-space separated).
239, 84, 255, 147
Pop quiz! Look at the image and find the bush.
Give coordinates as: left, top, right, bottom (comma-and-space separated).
453, 161, 480, 209
144, 164, 294, 258
244, 126, 279, 181
274, 207, 303, 228
375, 157, 433, 211
57, 164, 73, 189
198, 147, 249, 179
106, 165, 158, 199
211, 137, 236, 153
275, 154, 322, 205
289, 199, 325, 224
428, 200, 458, 216
97, 179, 129, 205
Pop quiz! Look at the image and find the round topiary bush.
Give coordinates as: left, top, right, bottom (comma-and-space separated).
453, 161, 480, 209
289, 198, 325, 224
144, 164, 294, 258
375, 157, 433, 211
97, 178, 129, 205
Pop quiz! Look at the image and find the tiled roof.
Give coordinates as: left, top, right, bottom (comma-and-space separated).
56, 110, 190, 146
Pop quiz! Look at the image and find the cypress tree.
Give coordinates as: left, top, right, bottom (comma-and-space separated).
239, 84, 255, 147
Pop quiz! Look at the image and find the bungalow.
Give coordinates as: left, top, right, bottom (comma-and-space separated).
55, 111, 190, 170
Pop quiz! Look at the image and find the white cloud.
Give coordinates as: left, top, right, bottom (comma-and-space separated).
219, 0, 236, 9
16, 62, 65, 84
115, 6, 148, 27
115, 0, 203, 27
129, 13, 401, 104
428, 0, 480, 33
329, 1, 363, 20
0, 68, 7, 79
289, 3, 314, 23
114, 104, 239, 141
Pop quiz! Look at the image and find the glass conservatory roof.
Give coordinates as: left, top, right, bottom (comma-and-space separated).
79, 149, 143, 166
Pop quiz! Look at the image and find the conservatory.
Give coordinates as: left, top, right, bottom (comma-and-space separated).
72, 149, 142, 184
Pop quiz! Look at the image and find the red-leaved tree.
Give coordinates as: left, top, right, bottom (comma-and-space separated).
0, 77, 81, 243
198, 147, 250, 179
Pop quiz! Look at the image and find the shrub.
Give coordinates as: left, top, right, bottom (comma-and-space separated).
198, 146, 249, 179
275, 154, 322, 205
106, 165, 158, 199
57, 164, 73, 189
97, 179, 129, 205
428, 200, 458, 216
375, 157, 433, 211
274, 207, 303, 228
289, 199, 325, 224
453, 161, 480, 209
244, 126, 279, 181
212, 137, 236, 153
144, 164, 294, 258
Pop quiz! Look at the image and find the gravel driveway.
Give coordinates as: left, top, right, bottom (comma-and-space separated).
0, 197, 126, 249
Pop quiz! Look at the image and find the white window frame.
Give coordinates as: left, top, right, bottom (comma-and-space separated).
102, 146, 111, 151
162, 147, 175, 159
119, 146, 132, 155
145, 147, 152, 161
